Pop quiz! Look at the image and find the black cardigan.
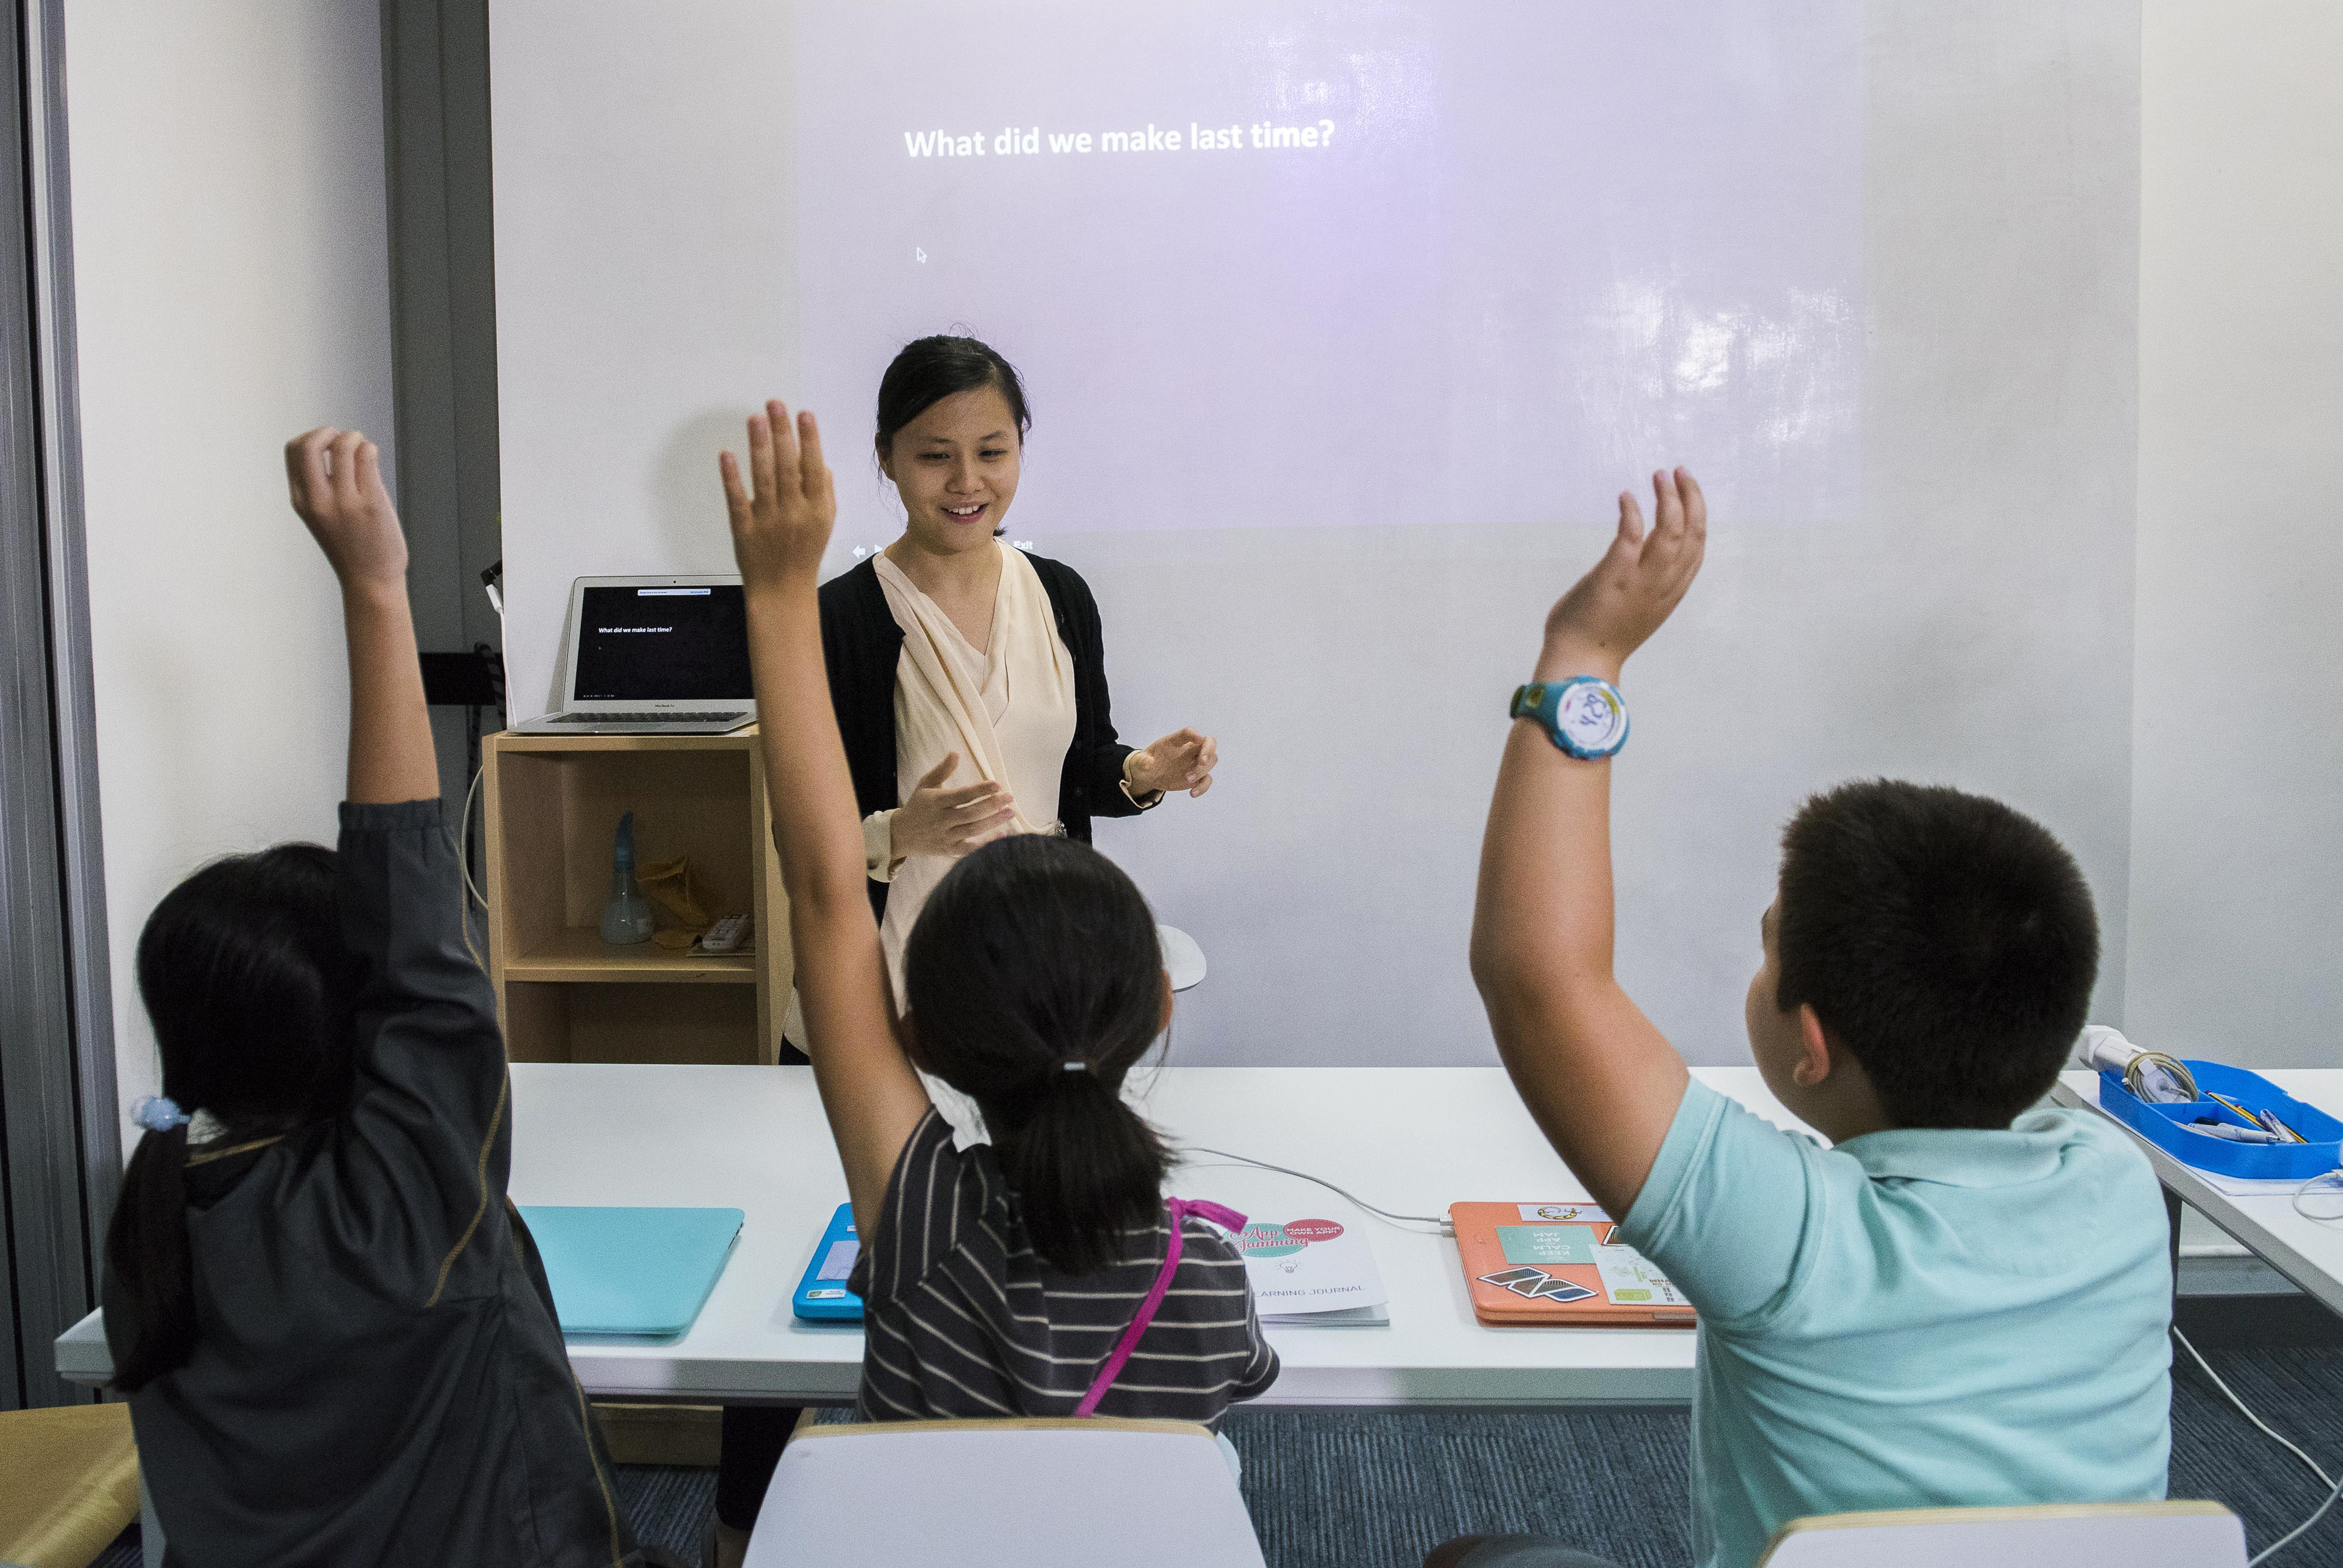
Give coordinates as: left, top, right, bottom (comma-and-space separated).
818, 552, 1147, 922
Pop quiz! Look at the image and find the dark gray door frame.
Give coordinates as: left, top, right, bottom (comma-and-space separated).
381, 0, 504, 811
2, 0, 122, 1411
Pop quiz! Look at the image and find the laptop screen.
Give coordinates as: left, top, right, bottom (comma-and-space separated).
572, 584, 752, 702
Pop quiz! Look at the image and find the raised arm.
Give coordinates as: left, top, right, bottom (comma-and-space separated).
1468, 469, 1707, 1215
721, 403, 930, 1234
285, 428, 437, 804
287, 428, 518, 1291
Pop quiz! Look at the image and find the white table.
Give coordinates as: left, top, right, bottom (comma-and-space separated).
57, 1064, 1828, 1407
2052, 1067, 2343, 1318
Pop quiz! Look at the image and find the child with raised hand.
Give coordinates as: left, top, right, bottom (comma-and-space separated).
718, 400, 1277, 1426
1437, 471, 2170, 1568
104, 429, 660, 1567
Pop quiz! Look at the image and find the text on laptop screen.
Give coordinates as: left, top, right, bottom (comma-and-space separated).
573, 585, 753, 702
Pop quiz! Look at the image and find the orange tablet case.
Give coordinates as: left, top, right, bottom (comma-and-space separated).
1450, 1202, 1697, 1327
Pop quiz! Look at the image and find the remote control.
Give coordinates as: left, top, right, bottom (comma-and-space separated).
699, 914, 750, 954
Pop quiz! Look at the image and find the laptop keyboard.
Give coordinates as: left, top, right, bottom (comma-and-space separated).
545, 712, 745, 725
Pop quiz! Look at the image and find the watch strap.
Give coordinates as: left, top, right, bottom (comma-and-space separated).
1509, 675, 1630, 760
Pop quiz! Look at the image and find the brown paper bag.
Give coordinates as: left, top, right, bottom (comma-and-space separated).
637, 855, 712, 948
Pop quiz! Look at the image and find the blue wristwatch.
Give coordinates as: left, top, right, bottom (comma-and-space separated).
1510, 677, 1630, 760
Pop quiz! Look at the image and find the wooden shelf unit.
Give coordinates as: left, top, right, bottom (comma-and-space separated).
499, 926, 757, 985
481, 729, 791, 1064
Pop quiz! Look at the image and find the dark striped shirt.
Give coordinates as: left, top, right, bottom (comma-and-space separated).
847, 1109, 1279, 1425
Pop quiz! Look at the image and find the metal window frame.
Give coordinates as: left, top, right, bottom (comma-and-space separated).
1, 0, 120, 1411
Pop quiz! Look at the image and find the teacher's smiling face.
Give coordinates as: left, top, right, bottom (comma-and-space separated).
879, 385, 1023, 558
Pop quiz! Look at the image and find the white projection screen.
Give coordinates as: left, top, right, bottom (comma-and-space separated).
490, 2, 2139, 1067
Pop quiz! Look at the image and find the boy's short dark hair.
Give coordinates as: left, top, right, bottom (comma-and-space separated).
1775, 780, 2098, 1130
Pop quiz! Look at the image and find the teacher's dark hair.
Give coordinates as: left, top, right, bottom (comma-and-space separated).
107, 844, 363, 1391
875, 334, 1032, 461
901, 834, 1170, 1276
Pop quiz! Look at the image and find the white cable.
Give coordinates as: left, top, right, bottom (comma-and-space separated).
457, 762, 488, 911
2174, 1328, 2334, 1491
2248, 1475, 2343, 1568
1181, 1147, 1451, 1234
2171, 1326, 2341, 1564
455, 763, 487, 971
2293, 1169, 2343, 1224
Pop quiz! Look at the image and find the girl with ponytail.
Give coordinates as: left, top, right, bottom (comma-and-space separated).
101, 425, 659, 1567
719, 399, 1278, 1430
108, 842, 356, 1392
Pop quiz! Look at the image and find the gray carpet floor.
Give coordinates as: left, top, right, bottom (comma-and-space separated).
91, 1341, 2343, 1567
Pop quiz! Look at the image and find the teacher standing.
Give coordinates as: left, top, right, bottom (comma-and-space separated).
721, 342, 1221, 1566
783, 336, 1217, 1101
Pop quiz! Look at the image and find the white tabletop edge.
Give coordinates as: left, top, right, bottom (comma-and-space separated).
57, 1064, 1807, 1407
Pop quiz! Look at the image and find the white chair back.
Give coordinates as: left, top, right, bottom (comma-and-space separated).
742, 1416, 1266, 1568
1758, 1501, 2245, 1567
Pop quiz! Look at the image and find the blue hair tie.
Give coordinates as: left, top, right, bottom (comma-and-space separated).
131, 1095, 191, 1133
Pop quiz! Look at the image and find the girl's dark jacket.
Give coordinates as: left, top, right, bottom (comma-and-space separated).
106, 801, 645, 1568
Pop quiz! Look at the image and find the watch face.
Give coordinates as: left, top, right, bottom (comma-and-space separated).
1556, 681, 1628, 754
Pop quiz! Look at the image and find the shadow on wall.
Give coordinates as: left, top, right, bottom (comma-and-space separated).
658, 402, 911, 575
534, 593, 572, 718
654, 409, 763, 571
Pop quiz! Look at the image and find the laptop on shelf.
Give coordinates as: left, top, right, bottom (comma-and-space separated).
510, 574, 756, 735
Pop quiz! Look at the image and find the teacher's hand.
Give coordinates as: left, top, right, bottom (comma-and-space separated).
1129, 729, 1217, 798
892, 753, 1018, 859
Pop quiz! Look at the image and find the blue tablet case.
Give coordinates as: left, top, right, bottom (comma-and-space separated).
518, 1205, 745, 1337
793, 1203, 865, 1321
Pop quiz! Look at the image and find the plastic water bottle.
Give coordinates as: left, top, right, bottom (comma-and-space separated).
599, 810, 655, 946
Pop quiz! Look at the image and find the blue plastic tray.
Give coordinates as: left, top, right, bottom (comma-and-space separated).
2097, 1059, 2341, 1180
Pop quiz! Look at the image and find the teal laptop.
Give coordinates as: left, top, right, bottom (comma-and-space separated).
518, 1205, 745, 1337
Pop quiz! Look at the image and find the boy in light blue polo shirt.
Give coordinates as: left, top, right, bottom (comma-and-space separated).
1439, 470, 2170, 1568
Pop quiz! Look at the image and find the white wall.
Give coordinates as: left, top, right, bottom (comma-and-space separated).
489, 2, 2143, 1067
2125, 2, 2343, 1065
67, 2, 397, 1116
62, 2, 2343, 1091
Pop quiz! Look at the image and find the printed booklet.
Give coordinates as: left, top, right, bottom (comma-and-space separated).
1234, 1214, 1391, 1326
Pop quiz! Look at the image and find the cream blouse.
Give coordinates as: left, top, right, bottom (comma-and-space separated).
865, 542, 1079, 984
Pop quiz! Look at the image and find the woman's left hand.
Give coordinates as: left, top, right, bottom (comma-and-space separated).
1129, 729, 1217, 798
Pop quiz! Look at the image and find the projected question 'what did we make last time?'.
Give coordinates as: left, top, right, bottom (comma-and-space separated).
903, 118, 1340, 159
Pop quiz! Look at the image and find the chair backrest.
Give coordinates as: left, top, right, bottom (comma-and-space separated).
0, 1402, 141, 1568
1757, 1501, 2245, 1567
743, 1416, 1266, 1568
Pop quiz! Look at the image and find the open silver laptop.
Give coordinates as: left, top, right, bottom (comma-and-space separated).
510, 575, 756, 735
